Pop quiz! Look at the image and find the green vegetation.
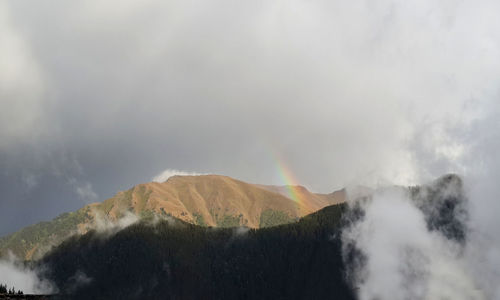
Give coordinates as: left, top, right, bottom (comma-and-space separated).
216, 214, 241, 227
40, 203, 355, 300
0, 208, 91, 259
100, 188, 134, 217
138, 209, 156, 221
192, 213, 206, 226
208, 207, 242, 227
259, 209, 295, 228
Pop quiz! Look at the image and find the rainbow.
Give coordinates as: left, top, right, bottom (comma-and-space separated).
275, 161, 301, 203
272, 153, 311, 214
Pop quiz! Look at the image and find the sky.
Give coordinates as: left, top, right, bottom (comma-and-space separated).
0, 0, 499, 236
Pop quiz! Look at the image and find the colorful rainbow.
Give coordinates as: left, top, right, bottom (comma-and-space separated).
271, 153, 312, 214
275, 161, 301, 203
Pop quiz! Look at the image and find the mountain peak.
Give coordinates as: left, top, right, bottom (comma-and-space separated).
0, 174, 345, 260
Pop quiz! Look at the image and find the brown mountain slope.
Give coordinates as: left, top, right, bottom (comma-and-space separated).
0, 175, 345, 260
256, 184, 346, 211
102, 175, 344, 227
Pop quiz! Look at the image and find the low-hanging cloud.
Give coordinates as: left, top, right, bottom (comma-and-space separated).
152, 169, 205, 183
341, 143, 500, 300
91, 210, 140, 234
0, 256, 54, 294
342, 184, 484, 300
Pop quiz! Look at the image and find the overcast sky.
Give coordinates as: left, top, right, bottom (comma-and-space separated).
1, 0, 499, 235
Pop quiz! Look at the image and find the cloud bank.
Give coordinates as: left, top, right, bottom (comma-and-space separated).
0, 0, 499, 240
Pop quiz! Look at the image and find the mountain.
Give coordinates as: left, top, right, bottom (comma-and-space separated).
0, 175, 345, 260
256, 184, 345, 209
39, 203, 355, 300
2, 174, 465, 299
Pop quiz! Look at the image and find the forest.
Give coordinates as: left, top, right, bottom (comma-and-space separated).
39, 203, 356, 300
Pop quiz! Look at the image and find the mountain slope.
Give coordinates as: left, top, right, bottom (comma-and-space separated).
0, 175, 345, 260
40, 203, 355, 300
256, 184, 346, 210
120, 175, 310, 227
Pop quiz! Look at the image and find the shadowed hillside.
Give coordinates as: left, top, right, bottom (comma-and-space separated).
39, 203, 355, 300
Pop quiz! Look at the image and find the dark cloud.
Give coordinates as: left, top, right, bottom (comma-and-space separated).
0, 0, 499, 240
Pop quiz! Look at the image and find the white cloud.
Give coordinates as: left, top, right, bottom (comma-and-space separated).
0, 255, 54, 294
92, 210, 139, 233
342, 187, 484, 300
152, 169, 205, 183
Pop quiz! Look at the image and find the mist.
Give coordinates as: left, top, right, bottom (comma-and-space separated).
341, 106, 500, 300
0, 256, 54, 294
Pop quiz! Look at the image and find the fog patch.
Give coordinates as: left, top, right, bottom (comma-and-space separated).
233, 226, 250, 237
342, 181, 484, 300
151, 214, 177, 227
0, 254, 54, 294
92, 210, 140, 235
66, 270, 92, 293
90, 209, 180, 237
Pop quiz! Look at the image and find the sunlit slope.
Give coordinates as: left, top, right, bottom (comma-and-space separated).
0, 175, 345, 260
256, 184, 345, 211
115, 175, 307, 227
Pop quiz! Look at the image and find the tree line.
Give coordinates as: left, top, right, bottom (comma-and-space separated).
0, 283, 23, 295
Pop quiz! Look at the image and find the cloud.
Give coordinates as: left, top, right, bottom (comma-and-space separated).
0, 255, 54, 294
342, 185, 484, 300
66, 270, 92, 294
0, 2, 48, 151
75, 183, 98, 202
233, 226, 250, 237
0, 1, 496, 298
0, 0, 499, 239
21, 173, 39, 191
66, 177, 98, 203
152, 169, 205, 183
458, 100, 500, 300
92, 210, 140, 234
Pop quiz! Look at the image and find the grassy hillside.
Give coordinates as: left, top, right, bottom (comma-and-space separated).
0, 208, 92, 260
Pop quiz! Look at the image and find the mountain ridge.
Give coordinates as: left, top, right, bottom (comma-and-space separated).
0, 175, 345, 260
